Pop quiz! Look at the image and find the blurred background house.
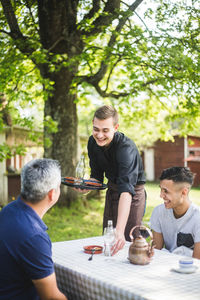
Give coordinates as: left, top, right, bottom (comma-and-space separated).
0, 126, 43, 205
144, 135, 200, 187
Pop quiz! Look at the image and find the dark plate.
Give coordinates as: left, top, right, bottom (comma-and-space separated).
61, 177, 107, 190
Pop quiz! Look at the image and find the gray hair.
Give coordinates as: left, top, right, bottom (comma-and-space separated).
21, 158, 61, 203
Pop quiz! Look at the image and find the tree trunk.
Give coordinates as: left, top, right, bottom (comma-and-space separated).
43, 67, 78, 205
37, 0, 83, 205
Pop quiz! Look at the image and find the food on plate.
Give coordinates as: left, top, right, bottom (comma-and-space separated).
63, 177, 75, 183
84, 179, 102, 187
83, 245, 103, 254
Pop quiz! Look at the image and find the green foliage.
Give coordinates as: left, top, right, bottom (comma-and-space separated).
0, 142, 26, 162
44, 116, 58, 134
0, 39, 44, 126
0, 14, 44, 159
0, 0, 199, 164
76, 0, 200, 146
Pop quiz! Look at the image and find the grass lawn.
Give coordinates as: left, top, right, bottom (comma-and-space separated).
43, 182, 200, 242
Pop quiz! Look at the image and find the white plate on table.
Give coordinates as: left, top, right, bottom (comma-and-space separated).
171, 265, 198, 274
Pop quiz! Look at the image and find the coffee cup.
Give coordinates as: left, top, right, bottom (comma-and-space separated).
179, 257, 194, 269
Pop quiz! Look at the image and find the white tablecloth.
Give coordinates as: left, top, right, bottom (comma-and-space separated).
52, 236, 200, 300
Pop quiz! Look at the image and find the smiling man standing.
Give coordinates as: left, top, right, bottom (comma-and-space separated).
150, 166, 200, 258
87, 105, 146, 255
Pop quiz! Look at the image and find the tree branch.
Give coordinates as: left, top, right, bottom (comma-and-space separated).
47, 37, 65, 52
0, 0, 36, 56
1, 0, 23, 39
82, 0, 101, 20
80, 0, 121, 36
77, 74, 163, 99
24, 0, 40, 35
108, 0, 144, 47
105, 56, 122, 91
0, 29, 12, 36
134, 10, 150, 32
122, 0, 150, 32
13, 66, 37, 92
91, 82, 131, 98
82, 0, 144, 89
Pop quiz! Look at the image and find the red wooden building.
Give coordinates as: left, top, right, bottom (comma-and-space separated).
144, 135, 200, 187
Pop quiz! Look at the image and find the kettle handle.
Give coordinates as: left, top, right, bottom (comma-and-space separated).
129, 225, 153, 242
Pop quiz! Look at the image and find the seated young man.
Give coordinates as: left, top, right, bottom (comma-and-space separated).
150, 167, 200, 259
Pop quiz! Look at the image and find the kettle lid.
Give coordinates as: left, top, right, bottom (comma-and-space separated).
133, 236, 148, 247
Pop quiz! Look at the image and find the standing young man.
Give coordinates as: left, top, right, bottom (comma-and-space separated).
0, 159, 68, 300
150, 167, 200, 258
88, 105, 146, 255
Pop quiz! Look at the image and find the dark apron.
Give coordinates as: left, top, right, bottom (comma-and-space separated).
103, 181, 146, 241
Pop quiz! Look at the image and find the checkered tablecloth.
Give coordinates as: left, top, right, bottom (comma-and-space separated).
52, 236, 200, 300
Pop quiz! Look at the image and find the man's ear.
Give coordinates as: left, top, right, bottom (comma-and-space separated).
114, 123, 119, 131
182, 187, 189, 196
47, 189, 55, 203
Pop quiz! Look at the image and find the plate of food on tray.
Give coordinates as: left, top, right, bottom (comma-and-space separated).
61, 177, 107, 190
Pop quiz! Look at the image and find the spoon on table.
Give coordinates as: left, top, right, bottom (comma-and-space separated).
88, 248, 96, 261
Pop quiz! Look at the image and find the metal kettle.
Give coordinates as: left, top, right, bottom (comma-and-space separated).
128, 225, 154, 265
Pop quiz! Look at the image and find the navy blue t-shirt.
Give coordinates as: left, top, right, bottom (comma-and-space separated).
0, 197, 54, 300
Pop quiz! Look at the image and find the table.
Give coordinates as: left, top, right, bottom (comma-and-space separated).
52, 236, 200, 300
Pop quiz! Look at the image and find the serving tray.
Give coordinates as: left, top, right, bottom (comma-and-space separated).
61, 177, 107, 190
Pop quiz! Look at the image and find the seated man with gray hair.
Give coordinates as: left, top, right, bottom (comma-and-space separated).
150, 166, 200, 258
0, 159, 68, 300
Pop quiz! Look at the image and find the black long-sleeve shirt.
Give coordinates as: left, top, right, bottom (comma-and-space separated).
87, 132, 146, 196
